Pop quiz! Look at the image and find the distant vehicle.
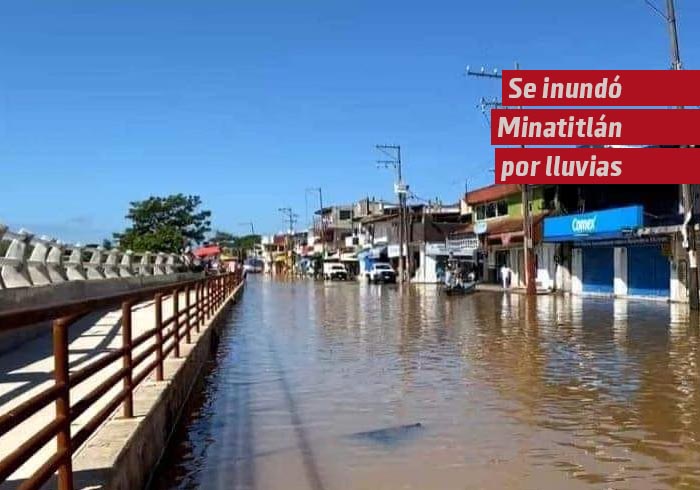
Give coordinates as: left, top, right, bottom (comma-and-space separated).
243, 258, 264, 274
323, 262, 349, 281
367, 263, 396, 283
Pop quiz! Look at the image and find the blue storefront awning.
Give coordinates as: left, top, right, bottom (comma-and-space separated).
544, 205, 644, 242
369, 246, 387, 258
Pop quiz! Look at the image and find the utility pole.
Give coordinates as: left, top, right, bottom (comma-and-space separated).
278, 207, 297, 235
307, 187, 326, 259
467, 62, 536, 295
665, 0, 699, 309
377, 144, 408, 283
278, 207, 298, 275
237, 221, 256, 261
238, 221, 255, 235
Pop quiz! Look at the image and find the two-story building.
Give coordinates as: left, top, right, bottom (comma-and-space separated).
260, 234, 287, 276
462, 184, 556, 288
314, 205, 354, 255
356, 202, 469, 282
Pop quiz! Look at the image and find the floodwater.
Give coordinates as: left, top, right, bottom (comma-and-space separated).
153, 276, 700, 490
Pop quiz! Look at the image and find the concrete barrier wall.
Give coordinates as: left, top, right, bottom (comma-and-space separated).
71, 280, 245, 490
0, 225, 189, 291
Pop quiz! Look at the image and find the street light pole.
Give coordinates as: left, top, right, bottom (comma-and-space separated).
666, 0, 699, 309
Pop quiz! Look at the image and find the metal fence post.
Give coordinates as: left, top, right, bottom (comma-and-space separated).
173, 289, 180, 358
53, 317, 74, 490
122, 301, 134, 418
185, 285, 191, 343
196, 281, 202, 331
155, 293, 164, 381
207, 279, 212, 318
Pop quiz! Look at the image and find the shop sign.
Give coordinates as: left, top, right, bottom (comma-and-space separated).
544, 205, 643, 242
474, 222, 488, 235
447, 237, 479, 254
424, 238, 478, 257
576, 235, 669, 248
425, 243, 448, 256
388, 244, 407, 258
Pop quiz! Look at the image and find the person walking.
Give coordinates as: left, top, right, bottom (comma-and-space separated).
500, 263, 509, 289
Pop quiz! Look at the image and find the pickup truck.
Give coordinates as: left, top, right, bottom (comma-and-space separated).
367, 263, 397, 283
323, 263, 349, 281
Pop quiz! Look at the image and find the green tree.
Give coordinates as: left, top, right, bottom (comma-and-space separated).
234, 234, 261, 253
209, 231, 261, 258
114, 194, 211, 253
211, 230, 237, 250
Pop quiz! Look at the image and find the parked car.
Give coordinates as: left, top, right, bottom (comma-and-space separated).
323, 262, 349, 281
367, 263, 397, 283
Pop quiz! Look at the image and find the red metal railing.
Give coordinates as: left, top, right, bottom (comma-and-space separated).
0, 271, 242, 490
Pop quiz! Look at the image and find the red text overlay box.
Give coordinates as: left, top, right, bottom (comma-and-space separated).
494, 147, 700, 184
502, 70, 700, 107
491, 109, 700, 146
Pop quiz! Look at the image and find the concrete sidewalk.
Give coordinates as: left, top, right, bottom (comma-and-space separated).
475, 283, 553, 295
0, 289, 195, 487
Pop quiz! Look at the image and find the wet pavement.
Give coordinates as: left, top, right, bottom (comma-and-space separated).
153, 276, 700, 490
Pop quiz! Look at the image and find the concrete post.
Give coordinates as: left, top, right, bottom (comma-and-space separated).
165, 254, 177, 274
571, 248, 583, 294
613, 247, 628, 296
85, 247, 106, 280
138, 252, 153, 276
27, 235, 53, 286
46, 241, 67, 283
65, 244, 87, 281
153, 253, 166, 275
1, 228, 34, 288
119, 250, 134, 277
104, 249, 121, 278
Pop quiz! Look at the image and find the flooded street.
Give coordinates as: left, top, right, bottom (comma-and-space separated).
154, 276, 700, 490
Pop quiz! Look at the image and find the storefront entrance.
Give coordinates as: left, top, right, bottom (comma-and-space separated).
627, 245, 670, 297
582, 247, 614, 294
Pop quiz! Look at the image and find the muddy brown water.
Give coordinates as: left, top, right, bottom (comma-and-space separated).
152, 276, 700, 490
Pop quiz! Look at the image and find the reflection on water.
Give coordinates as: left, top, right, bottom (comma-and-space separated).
153, 276, 700, 490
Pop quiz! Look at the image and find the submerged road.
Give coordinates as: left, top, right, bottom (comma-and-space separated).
154, 276, 700, 490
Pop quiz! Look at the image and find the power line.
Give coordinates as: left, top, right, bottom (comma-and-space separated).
278, 207, 298, 234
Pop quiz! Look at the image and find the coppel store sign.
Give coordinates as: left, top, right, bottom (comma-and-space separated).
544, 205, 643, 242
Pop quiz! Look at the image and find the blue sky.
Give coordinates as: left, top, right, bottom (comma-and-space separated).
2, 0, 699, 242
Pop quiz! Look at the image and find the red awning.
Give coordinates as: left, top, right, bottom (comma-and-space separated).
193, 245, 221, 258
465, 184, 521, 205
485, 213, 549, 245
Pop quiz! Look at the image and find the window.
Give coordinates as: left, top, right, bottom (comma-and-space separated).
486, 202, 497, 218
497, 200, 508, 216
339, 210, 352, 220
475, 199, 509, 220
